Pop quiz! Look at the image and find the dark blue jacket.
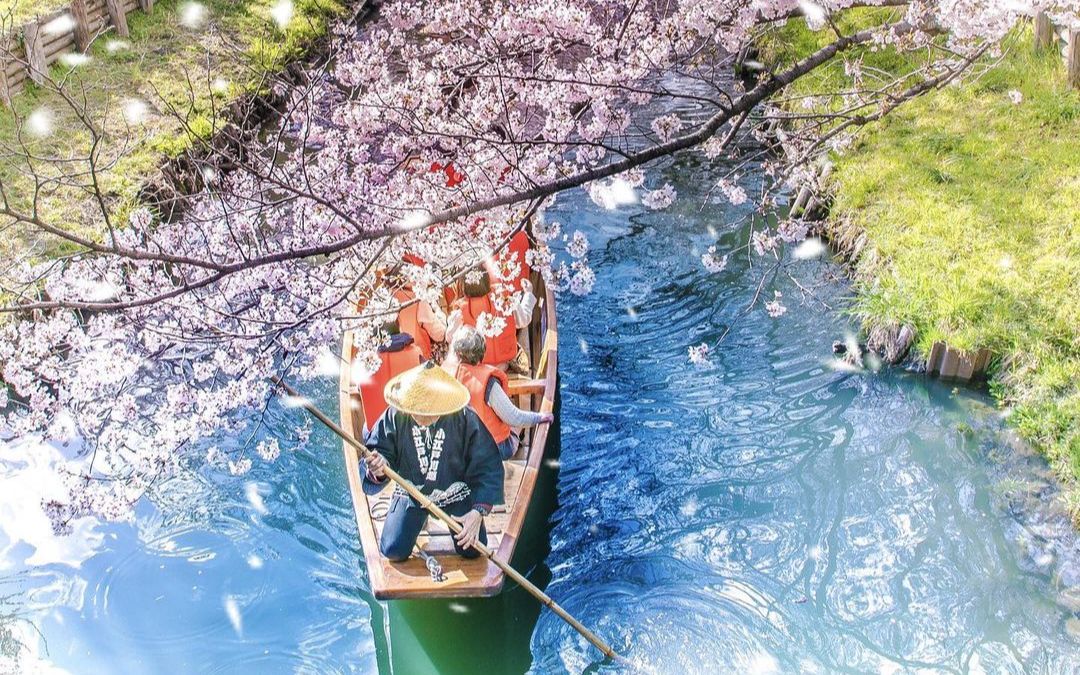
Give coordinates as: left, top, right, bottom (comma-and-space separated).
361, 407, 504, 508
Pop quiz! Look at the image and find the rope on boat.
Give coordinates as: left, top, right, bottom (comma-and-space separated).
414, 547, 446, 583
272, 377, 627, 665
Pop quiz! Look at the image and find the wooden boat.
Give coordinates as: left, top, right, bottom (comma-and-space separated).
338, 269, 558, 599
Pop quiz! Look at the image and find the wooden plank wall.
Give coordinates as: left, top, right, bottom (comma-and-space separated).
0, 0, 146, 104
1034, 10, 1080, 89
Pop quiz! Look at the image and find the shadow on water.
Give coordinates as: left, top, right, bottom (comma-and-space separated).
385, 389, 563, 675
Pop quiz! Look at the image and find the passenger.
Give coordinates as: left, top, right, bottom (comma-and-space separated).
355, 320, 424, 433
444, 327, 553, 460
392, 283, 446, 361
362, 362, 504, 561
448, 267, 528, 371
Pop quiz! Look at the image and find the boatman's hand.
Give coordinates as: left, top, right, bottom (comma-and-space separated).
366, 452, 388, 479
453, 510, 483, 551
538, 412, 554, 425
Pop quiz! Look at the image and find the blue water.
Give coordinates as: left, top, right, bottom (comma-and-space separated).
3, 96, 1080, 675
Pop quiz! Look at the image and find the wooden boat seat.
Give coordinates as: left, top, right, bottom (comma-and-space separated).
506, 377, 545, 396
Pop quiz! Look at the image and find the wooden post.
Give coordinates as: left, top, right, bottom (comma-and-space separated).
22, 22, 47, 85
1068, 28, 1080, 90
1034, 11, 1054, 51
105, 0, 129, 37
138, 0, 154, 13
71, 0, 91, 51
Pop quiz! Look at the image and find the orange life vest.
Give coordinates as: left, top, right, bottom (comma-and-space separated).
393, 288, 433, 359
452, 361, 511, 443
453, 295, 518, 365
358, 344, 423, 430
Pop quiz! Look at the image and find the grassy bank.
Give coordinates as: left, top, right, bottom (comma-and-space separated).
0, 0, 347, 255
761, 12, 1080, 512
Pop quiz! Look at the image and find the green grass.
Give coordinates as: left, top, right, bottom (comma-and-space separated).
761, 13, 1080, 505
0, 0, 347, 255
0, 0, 70, 27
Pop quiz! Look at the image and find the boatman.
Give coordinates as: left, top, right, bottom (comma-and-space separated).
362, 361, 504, 561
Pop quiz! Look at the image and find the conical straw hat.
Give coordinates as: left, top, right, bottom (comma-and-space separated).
384, 361, 470, 417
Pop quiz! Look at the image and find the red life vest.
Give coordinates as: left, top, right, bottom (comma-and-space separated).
507, 230, 531, 290
452, 361, 511, 443
357, 344, 423, 430
393, 288, 433, 359
453, 295, 518, 365
487, 231, 532, 291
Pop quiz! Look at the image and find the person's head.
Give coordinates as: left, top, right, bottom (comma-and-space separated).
451, 325, 486, 365
463, 266, 491, 298
410, 413, 440, 427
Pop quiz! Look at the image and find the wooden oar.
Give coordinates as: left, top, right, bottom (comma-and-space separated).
272, 377, 626, 664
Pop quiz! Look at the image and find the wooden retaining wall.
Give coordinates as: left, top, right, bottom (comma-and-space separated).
926, 343, 992, 381
0, 0, 153, 105
1034, 10, 1080, 89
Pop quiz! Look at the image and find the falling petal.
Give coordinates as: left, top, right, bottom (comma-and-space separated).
578, 338, 588, 354
43, 14, 76, 36
212, 78, 230, 94
625, 306, 638, 320
223, 595, 243, 637
798, 1, 828, 30
26, 108, 54, 138
281, 395, 312, 409
400, 210, 431, 230
59, 52, 91, 67
123, 98, 148, 124
793, 237, 827, 260
825, 358, 863, 374
244, 482, 268, 516
106, 39, 130, 52
246, 554, 264, 570
315, 349, 340, 376
448, 602, 469, 614
180, 2, 208, 29
270, 0, 294, 29
543, 458, 561, 469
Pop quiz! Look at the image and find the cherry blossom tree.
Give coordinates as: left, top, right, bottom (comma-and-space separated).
0, 0, 1075, 531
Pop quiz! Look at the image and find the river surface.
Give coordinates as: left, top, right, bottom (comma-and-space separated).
3, 92, 1080, 675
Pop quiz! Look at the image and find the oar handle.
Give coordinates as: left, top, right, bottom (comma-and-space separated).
271, 377, 626, 664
